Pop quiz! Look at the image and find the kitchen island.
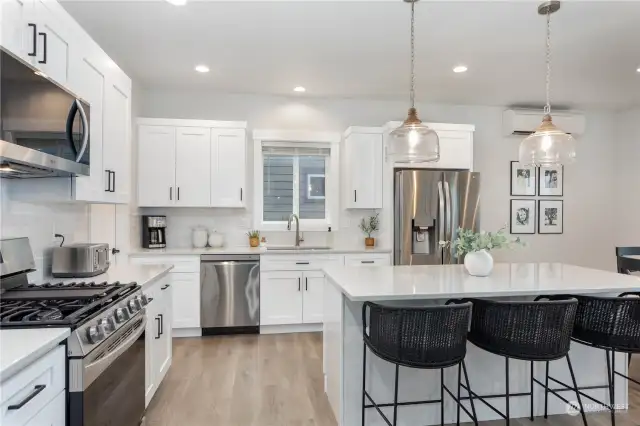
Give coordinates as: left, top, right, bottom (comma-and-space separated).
322, 263, 640, 426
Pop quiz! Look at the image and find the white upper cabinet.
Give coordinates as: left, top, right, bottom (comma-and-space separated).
175, 127, 211, 207
33, 0, 71, 85
343, 127, 383, 209
0, 0, 33, 60
211, 128, 246, 208
138, 125, 176, 207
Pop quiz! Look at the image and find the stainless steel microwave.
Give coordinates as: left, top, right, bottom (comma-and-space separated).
0, 48, 90, 178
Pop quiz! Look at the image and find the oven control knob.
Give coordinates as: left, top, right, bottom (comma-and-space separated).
86, 325, 105, 344
98, 317, 116, 334
138, 294, 149, 306
128, 299, 141, 313
114, 308, 129, 323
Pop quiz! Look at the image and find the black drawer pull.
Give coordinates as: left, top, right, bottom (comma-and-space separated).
161, 284, 170, 290
295, 262, 309, 265
298, 278, 301, 291
8, 385, 46, 410
361, 260, 375, 264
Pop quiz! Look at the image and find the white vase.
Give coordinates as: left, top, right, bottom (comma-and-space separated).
464, 249, 494, 277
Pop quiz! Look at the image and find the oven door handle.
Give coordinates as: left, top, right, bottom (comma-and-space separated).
82, 315, 146, 390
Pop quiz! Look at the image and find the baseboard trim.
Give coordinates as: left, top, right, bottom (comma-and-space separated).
172, 328, 202, 338
260, 323, 322, 335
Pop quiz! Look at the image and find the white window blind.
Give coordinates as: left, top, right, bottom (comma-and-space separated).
262, 145, 330, 222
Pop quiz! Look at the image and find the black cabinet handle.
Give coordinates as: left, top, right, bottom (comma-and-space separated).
38, 32, 47, 64
169, 187, 172, 201
298, 278, 301, 292
177, 187, 180, 201
161, 284, 170, 290
361, 260, 375, 264
354, 190, 357, 203
305, 277, 308, 291
158, 314, 164, 335
240, 188, 243, 201
28, 24, 37, 57
8, 385, 46, 410
105, 170, 111, 192
111, 171, 116, 193
155, 317, 161, 339
112, 248, 120, 255
295, 262, 309, 265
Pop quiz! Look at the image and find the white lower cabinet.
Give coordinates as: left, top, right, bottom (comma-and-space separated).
144, 275, 173, 408
23, 391, 65, 426
302, 270, 325, 324
344, 253, 391, 266
260, 271, 303, 325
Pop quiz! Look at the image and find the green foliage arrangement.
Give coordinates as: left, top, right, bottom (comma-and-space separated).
246, 230, 261, 239
359, 214, 380, 238
439, 226, 523, 258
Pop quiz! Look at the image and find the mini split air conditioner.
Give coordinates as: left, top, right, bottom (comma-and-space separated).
502, 109, 586, 136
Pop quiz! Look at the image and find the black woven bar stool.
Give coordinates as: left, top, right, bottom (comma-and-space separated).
450, 297, 587, 426
546, 293, 640, 426
361, 301, 478, 426
615, 246, 640, 274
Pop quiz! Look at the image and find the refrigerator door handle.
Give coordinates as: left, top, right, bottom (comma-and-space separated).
444, 180, 453, 264
437, 181, 445, 246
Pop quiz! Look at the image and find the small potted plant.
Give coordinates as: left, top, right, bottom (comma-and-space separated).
359, 214, 380, 248
439, 226, 523, 277
247, 230, 261, 248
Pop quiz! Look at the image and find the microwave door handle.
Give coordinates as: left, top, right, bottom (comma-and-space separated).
65, 100, 79, 158
75, 100, 89, 162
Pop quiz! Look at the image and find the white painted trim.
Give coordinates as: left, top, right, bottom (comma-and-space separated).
343, 126, 383, 138
253, 129, 341, 144
172, 328, 202, 338
260, 323, 322, 335
137, 117, 248, 129
382, 121, 476, 133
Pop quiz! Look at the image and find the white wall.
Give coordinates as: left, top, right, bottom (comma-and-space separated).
614, 108, 640, 245
140, 89, 619, 270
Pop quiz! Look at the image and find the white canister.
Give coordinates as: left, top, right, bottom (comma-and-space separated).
192, 226, 208, 248
208, 230, 225, 248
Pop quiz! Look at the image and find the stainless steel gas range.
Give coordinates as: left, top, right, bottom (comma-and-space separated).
0, 238, 147, 426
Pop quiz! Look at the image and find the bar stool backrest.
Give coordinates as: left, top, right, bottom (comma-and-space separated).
616, 246, 640, 274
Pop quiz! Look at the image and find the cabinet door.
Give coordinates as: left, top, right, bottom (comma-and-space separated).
24, 390, 65, 426
345, 132, 383, 209
156, 282, 172, 386
211, 128, 246, 207
138, 126, 176, 207
73, 55, 106, 202
103, 81, 131, 203
0, 0, 34, 61
260, 271, 303, 325
302, 270, 325, 324
435, 130, 473, 170
34, 0, 71, 85
175, 127, 211, 207
144, 294, 157, 407
171, 273, 200, 328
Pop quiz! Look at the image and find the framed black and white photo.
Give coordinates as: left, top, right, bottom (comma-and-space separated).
538, 200, 563, 234
510, 161, 536, 196
538, 166, 563, 196
510, 199, 536, 234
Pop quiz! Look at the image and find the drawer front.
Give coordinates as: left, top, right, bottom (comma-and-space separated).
1, 346, 65, 426
129, 255, 199, 273
261, 255, 343, 272
344, 254, 391, 266
24, 391, 65, 426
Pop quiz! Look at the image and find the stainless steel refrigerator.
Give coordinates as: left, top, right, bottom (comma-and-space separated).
394, 170, 481, 265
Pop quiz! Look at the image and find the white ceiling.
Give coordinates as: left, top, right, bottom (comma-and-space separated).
61, 0, 640, 110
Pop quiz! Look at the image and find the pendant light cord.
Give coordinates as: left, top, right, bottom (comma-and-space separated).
410, 0, 416, 109
544, 9, 552, 115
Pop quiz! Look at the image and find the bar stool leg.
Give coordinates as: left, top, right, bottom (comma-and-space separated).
505, 357, 510, 426
544, 361, 550, 419
457, 364, 462, 426
606, 350, 616, 426
392, 363, 400, 426
461, 361, 478, 426
566, 354, 588, 426
440, 368, 445, 426
361, 342, 367, 426
529, 360, 534, 421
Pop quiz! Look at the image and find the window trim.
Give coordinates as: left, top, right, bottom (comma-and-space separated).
253, 129, 340, 232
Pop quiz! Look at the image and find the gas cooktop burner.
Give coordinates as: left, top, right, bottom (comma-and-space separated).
0, 282, 139, 328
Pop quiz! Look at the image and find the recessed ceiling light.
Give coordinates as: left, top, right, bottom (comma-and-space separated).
166, 0, 187, 5
453, 65, 468, 73
636, 67, 640, 73
194, 65, 210, 73
293, 86, 306, 93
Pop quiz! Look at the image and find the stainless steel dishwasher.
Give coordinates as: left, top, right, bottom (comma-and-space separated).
200, 254, 260, 335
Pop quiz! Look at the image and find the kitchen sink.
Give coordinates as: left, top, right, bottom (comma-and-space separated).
267, 246, 332, 251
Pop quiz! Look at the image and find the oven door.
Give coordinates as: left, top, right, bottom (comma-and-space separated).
69, 314, 146, 426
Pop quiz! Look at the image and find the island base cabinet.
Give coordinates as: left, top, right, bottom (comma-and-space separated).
22, 391, 65, 426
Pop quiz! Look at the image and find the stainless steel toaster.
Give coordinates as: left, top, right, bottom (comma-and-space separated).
52, 243, 110, 278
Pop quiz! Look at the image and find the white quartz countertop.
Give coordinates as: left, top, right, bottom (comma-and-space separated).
324, 263, 640, 301
61, 263, 173, 290
130, 246, 391, 256
0, 328, 70, 381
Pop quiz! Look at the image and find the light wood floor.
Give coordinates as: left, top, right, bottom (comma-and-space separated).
146, 333, 640, 426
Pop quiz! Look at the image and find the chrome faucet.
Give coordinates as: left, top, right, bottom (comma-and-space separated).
287, 213, 304, 247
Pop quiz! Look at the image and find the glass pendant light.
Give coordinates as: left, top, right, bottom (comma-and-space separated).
388, 0, 440, 163
519, 1, 576, 167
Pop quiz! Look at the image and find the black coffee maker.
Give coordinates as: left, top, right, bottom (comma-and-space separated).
142, 216, 167, 249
